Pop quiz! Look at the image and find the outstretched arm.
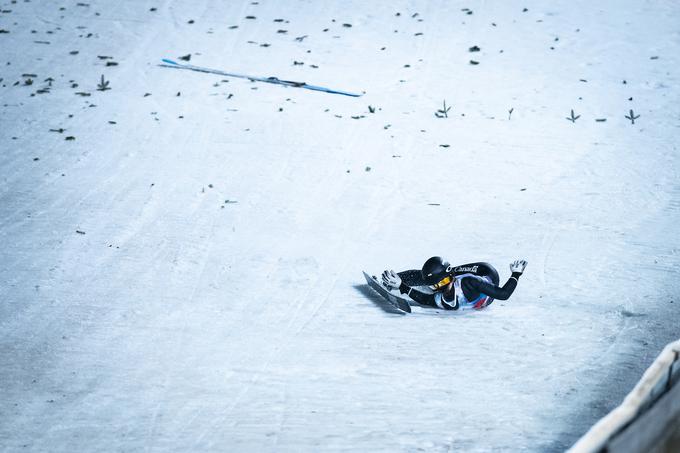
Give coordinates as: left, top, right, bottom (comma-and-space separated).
464, 260, 527, 301
397, 283, 439, 307
382, 270, 444, 308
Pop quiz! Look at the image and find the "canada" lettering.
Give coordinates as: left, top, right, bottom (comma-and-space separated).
454, 265, 479, 273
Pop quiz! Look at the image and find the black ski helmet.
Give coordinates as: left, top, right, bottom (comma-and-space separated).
421, 256, 453, 286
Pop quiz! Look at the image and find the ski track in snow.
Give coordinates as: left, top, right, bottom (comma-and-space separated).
1, 0, 679, 452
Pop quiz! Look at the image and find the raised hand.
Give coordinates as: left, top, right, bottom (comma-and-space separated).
381, 269, 402, 290
510, 260, 528, 275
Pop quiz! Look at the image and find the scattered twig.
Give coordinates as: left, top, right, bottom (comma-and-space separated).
625, 109, 640, 124
96, 74, 110, 91
435, 100, 451, 118
508, 107, 514, 120
566, 109, 580, 123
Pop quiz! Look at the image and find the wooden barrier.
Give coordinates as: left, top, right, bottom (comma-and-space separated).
568, 339, 680, 453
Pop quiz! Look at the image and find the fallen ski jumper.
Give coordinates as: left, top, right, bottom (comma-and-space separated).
381, 257, 527, 310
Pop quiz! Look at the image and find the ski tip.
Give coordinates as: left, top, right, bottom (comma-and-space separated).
161, 58, 178, 65
332, 91, 362, 97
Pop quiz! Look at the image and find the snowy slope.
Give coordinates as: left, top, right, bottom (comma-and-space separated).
1, 1, 679, 451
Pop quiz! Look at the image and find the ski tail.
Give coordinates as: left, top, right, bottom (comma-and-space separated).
362, 271, 412, 313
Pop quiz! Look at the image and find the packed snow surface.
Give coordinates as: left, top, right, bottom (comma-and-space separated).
1, 1, 679, 451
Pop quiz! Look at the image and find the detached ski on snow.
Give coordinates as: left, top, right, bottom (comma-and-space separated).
160, 59, 362, 97
362, 271, 412, 313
